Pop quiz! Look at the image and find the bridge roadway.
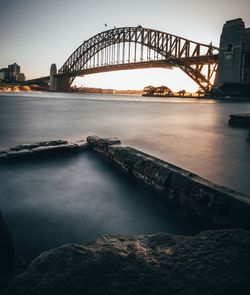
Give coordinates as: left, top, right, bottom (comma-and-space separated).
28, 54, 218, 84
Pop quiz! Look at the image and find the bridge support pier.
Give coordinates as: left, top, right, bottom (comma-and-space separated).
214, 18, 250, 95
50, 75, 72, 92
49, 63, 72, 92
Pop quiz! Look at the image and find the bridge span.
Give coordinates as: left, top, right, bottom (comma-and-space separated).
45, 26, 219, 92
29, 19, 250, 93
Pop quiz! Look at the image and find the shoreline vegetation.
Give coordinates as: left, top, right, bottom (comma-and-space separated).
1, 83, 250, 100
0, 83, 202, 97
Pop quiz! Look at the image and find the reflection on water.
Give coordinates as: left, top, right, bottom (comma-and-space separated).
0, 151, 203, 261
0, 92, 250, 195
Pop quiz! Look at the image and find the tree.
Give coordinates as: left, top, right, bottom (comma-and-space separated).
156, 86, 172, 96
143, 85, 157, 95
178, 89, 186, 96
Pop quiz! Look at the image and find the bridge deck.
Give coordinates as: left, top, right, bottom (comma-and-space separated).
29, 54, 218, 83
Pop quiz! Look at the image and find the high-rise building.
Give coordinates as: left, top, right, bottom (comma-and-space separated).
8, 63, 20, 80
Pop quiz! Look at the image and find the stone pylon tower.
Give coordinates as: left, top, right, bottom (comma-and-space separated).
215, 18, 250, 87
244, 28, 250, 84
49, 63, 57, 91
49, 63, 72, 92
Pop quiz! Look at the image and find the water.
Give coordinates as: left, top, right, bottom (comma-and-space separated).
1, 92, 250, 195
0, 92, 250, 261
0, 151, 203, 261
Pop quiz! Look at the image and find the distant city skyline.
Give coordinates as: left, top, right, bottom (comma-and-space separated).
1, 0, 250, 91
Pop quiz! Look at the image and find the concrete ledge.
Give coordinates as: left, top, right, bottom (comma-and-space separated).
0, 140, 87, 161
87, 136, 250, 229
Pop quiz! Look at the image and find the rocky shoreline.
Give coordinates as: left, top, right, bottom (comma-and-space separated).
1, 229, 250, 295
1, 137, 250, 294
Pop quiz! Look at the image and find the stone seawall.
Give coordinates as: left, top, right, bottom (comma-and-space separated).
0, 140, 87, 161
1, 136, 250, 294
87, 136, 250, 229
1, 136, 250, 229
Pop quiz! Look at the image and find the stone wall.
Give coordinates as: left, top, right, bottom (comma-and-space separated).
87, 136, 250, 229
0, 140, 87, 161
1, 136, 249, 229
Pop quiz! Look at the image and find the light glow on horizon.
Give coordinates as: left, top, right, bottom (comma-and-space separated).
73, 68, 199, 92
1, 0, 249, 92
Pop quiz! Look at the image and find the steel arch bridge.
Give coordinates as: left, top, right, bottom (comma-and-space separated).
48, 26, 219, 92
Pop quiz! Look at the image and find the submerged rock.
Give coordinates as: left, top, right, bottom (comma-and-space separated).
4, 229, 250, 295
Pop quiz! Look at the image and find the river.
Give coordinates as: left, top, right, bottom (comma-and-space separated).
0, 92, 250, 261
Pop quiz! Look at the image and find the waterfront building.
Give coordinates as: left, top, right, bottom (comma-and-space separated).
0, 68, 9, 82
8, 63, 20, 80
0, 71, 5, 82
0, 63, 26, 83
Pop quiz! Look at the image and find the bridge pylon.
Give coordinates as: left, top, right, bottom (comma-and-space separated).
215, 18, 250, 86
50, 63, 72, 92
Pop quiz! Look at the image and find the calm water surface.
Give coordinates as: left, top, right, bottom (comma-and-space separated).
0, 151, 203, 261
1, 92, 250, 194
0, 92, 250, 261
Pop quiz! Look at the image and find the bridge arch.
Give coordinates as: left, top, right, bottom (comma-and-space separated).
57, 26, 218, 91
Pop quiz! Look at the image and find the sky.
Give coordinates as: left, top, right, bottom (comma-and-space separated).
0, 0, 250, 91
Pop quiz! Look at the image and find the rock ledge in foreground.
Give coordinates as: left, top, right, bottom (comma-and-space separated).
4, 229, 250, 295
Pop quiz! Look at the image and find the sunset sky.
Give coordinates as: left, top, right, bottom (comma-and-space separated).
0, 0, 250, 91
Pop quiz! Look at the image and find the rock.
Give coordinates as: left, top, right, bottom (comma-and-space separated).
0, 211, 15, 276
0, 211, 16, 292
4, 229, 250, 295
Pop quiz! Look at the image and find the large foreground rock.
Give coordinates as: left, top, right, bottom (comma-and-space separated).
0, 212, 15, 292
4, 229, 250, 295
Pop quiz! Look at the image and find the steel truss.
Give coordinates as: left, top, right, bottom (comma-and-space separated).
58, 27, 219, 91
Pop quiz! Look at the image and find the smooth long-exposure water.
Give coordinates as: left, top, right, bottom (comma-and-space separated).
0, 151, 203, 261
0, 92, 250, 261
1, 92, 250, 194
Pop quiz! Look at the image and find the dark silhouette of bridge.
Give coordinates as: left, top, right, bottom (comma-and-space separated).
30, 26, 219, 92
